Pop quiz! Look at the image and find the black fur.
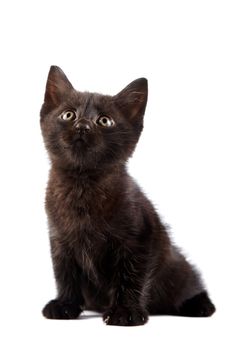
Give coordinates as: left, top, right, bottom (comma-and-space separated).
40, 66, 215, 326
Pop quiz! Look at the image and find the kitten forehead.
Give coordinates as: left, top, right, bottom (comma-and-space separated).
68, 91, 113, 114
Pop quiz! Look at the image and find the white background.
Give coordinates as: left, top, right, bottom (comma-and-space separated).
0, 0, 232, 349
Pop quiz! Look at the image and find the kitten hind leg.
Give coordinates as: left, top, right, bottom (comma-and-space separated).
178, 291, 216, 317
148, 250, 216, 318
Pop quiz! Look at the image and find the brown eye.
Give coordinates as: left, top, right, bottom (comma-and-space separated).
97, 116, 114, 127
60, 111, 76, 121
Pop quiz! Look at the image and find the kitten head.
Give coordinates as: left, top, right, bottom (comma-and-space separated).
40, 66, 148, 170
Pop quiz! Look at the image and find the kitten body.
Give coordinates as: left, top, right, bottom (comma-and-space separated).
41, 66, 215, 325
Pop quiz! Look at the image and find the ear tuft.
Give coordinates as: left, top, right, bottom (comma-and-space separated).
114, 78, 148, 121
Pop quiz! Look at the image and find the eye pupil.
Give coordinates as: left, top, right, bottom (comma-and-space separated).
97, 116, 114, 127
60, 111, 76, 121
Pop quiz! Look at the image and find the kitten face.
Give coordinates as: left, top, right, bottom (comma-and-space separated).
40, 66, 148, 170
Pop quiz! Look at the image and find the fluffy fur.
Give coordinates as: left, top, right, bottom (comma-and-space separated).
41, 66, 215, 326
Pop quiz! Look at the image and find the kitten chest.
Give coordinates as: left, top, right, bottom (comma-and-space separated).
46, 175, 112, 236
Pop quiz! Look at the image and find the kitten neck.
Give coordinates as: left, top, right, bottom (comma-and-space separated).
51, 162, 127, 182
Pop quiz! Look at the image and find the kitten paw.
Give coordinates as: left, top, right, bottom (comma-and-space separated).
42, 299, 82, 319
179, 291, 216, 317
103, 306, 148, 326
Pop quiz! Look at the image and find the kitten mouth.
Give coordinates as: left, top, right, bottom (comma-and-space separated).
62, 136, 87, 150
73, 133, 86, 142
75, 137, 85, 143
73, 135, 87, 143
72, 135, 91, 150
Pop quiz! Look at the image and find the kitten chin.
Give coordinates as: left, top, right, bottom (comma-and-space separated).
40, 66, 215, 326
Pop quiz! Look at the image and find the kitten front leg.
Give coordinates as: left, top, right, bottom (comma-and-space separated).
42, 299, 82, 320
42, 239, 84, 319
103, 254, 149, 326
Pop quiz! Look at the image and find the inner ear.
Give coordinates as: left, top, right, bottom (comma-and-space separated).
113, 78, 148, 121
44, 65, 74, 108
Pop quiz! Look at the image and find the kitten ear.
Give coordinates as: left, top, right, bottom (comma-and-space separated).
44, 66, 74, 107
114, 78, 148, 121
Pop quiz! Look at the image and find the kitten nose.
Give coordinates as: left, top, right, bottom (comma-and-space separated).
75, 121, 91, 134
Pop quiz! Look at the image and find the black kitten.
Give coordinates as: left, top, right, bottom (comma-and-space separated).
40, 66, 215, 326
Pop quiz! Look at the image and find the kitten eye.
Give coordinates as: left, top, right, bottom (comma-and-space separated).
60, 111, 76, 121
97, 116, 114, 127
